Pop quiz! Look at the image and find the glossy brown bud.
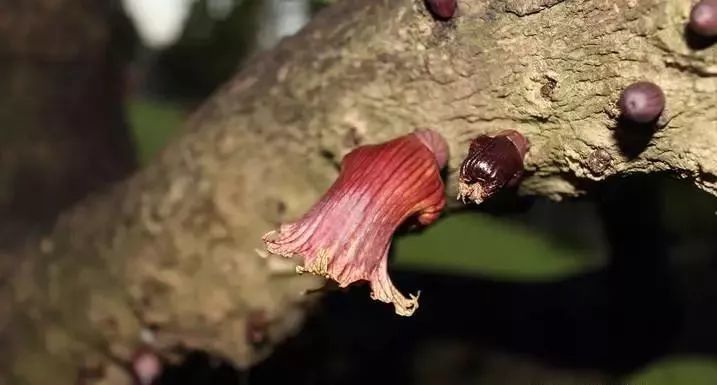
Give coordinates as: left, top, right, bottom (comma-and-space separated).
690, 0, 717, 37
618, 81, 665, 124
426, 0, 457, 20
458, 130, 529, 204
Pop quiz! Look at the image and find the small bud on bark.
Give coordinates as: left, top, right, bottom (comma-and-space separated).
618, 81, 665, 124
690, 0, 717, 37
458, 130, 529, 204
131, 349, 162, 385
426, 0, 457, 20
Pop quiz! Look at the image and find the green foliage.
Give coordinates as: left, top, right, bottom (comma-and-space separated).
310, 0, 335, 13
623, 356, 717, 385
393, 212, 604, 282
154, 0, 264, 99
127, 98, 184, 165
661, 178, 717, 239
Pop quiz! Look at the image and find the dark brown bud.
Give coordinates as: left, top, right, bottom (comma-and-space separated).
618, 81, 665, 124
426, 0, 457, 20
458, 130, 529, 204
690, 0, 717, 37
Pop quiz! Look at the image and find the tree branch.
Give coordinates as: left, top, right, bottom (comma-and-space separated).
3, 0, 716, 383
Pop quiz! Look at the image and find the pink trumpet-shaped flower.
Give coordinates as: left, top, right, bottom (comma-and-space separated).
262, 129, 448, 316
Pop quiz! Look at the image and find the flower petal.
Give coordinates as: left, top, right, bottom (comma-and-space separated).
262, 129, 447, 316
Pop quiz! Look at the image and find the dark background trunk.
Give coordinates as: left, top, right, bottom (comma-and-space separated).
0, 0, 138, 248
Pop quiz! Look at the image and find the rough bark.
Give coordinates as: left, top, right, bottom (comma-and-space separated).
3, 0, 717, 383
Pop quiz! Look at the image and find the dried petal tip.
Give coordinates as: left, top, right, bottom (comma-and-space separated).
618, 81, 665, 124
690, 0, 717, 37
426, 0, 457, 20
457, 130, 529, 204
262, 130, 448, 316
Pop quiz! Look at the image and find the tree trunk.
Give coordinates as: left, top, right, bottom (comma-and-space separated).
0, 0, 138, 249
3, 0, 717, 383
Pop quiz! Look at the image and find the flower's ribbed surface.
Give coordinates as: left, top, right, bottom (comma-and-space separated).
262, 129, 447, 316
